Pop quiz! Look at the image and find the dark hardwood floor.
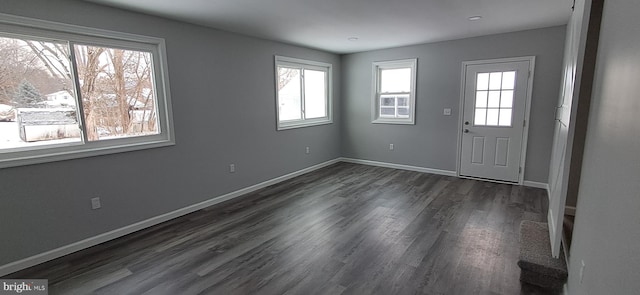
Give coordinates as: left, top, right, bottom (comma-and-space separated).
5, 163, 552, 294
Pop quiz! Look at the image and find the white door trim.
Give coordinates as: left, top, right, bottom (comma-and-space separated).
456, 56, 536, 185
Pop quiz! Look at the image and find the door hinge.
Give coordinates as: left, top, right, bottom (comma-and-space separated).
523, 120, 526, 127
519, 167, 522, 174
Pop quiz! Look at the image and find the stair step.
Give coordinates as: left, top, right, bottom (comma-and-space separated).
518, 221, 568, 290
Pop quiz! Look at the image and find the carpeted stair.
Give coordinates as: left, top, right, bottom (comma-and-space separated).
518, 220, 568, 291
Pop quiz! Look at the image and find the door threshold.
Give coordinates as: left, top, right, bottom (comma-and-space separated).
458, 174, 520, 185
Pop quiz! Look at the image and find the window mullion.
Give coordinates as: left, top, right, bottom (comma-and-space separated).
67, 41, 89, 144
377, 68, 383, 116
394, 96, 399, 118
300, 68, 306, 120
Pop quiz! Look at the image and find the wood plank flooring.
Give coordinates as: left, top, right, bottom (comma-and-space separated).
4, 163, 552, 294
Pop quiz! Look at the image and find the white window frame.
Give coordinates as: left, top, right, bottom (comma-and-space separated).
371, 58, 417, 124
274, 56, 332, 130
0, 13, 174, 169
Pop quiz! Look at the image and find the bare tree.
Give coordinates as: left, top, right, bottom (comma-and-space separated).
74, 45, 107, 140
0, 38, 59, 104
24, 41, 73, 92
8, 38, 157, 140
106, 49, 131, 134
278, 67, 299, 91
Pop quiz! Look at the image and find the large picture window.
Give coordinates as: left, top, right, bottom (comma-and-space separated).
372, 59, 417, 124
275, 56, 332, 130
0, 14, 174, 168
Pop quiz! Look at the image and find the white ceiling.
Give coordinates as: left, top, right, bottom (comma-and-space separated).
87, 0, 572, 54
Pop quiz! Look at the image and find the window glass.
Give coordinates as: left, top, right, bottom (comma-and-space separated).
380, 68, 410, 93
73, 44, 159, 141
277, 67, 302, 121
303, 69, 326, 119
0, 36, 81, 150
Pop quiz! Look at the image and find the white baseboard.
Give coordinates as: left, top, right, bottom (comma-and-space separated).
523, 180, 550, 190
339, 157, 457, 177
0, 158, 341, 277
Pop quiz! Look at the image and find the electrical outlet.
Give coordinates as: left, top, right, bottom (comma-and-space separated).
229, 164, 235, 173
389, 144, 394, 150
579, 260, 586, 284
443, 108, 452, 116
91, 197, 101, 210
305, 147, 310, 154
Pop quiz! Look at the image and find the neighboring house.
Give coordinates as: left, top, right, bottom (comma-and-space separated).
44, 90, 75, 107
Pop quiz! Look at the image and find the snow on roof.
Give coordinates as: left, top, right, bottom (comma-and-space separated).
46, 90, 70, 97
0, 104, 14, 111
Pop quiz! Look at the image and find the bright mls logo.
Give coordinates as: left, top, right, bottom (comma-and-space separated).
0, 280, 47, 295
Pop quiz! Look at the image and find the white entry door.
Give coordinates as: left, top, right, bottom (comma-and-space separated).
459, 58, 534, 183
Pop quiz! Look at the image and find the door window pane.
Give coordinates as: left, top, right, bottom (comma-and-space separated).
473, 71, 515, 127
499, 109, 512, 126
488, 91, 500, 108
489, 72, 502, 90
502, 71, 516, 89
476, 91, 487, 108
475, 109, 487, 125
487, 109, 499, 125
501, 90, 514, 108
476, 73, 489, 90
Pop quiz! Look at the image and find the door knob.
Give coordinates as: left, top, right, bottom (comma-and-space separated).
464, 129, 469, 133
464, 121, 469, 125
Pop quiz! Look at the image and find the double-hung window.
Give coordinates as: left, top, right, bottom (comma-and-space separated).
275, 56, 332, 130
372, 59, 417, 124
0, 14, 174, 168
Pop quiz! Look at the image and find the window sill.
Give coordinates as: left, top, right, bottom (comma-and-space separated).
277, 119, 333, 131
371, 118, 415, 125
0, 138, 175, 169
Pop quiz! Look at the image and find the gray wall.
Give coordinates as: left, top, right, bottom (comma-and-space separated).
0, 0, 341, 266
568, 0, 640, 293
340, 27, 566, 183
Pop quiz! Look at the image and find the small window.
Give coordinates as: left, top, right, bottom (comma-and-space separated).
0, 14, 174, 168
474, 71, 515, 126
275, 56, 332, 130
372, 59, 417, 124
